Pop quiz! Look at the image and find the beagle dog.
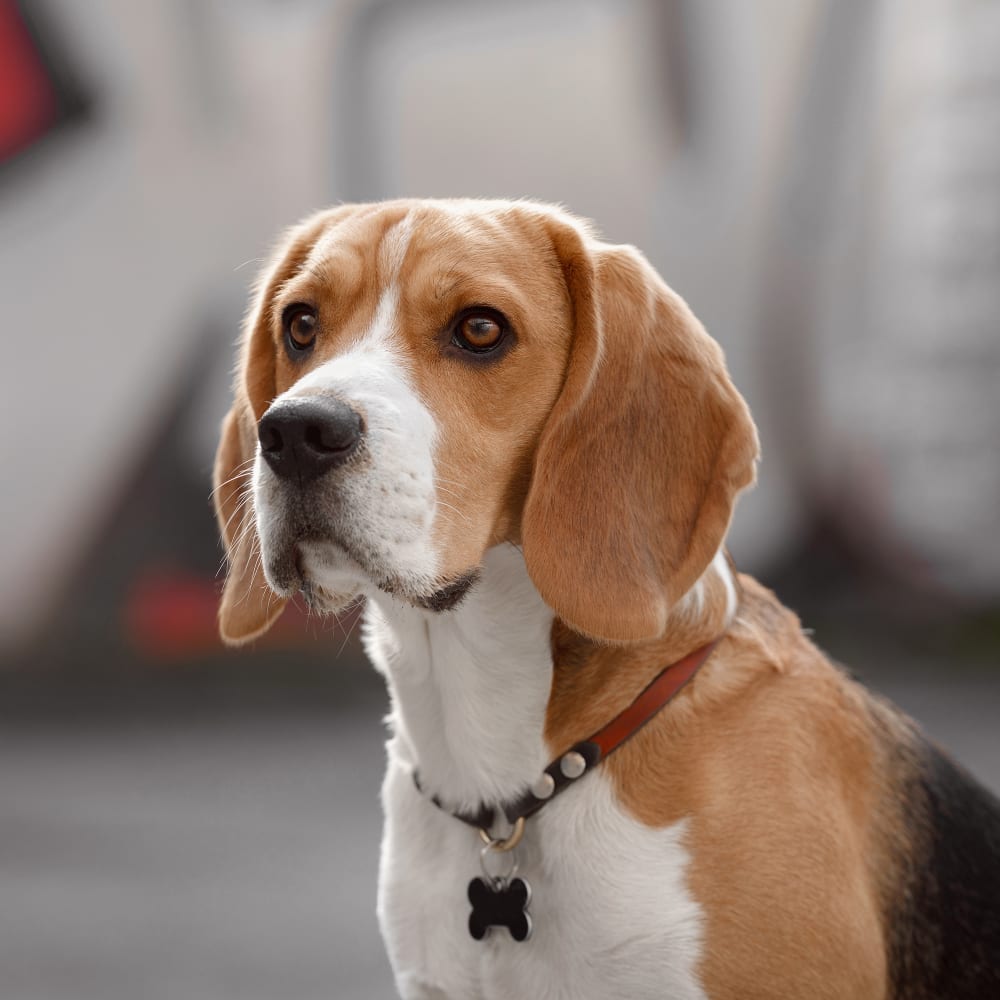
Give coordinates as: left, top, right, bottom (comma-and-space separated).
213, 199, 1000, 999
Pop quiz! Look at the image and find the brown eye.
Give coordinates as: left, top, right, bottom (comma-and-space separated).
453, 311, 506, 353
283, 305, 317, 353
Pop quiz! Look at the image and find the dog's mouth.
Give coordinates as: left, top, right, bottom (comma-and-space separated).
266, 528, 479, 614
412, 570, 480, 612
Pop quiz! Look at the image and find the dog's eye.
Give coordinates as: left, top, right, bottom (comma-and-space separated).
452, 310, 507, 354
283, 305, 318, 353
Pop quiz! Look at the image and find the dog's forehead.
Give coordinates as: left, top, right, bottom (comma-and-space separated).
301, 201, 554, 299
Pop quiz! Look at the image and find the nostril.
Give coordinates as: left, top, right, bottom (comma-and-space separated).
259, 423, 284, 454
304, 412, 362, 454
304, 423, 331, 451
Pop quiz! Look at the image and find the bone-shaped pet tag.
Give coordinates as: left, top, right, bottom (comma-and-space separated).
467, 875, 533, 942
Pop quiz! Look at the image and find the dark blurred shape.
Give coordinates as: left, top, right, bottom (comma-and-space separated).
0, 0, 90, 166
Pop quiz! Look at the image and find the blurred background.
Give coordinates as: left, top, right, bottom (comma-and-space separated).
1, 0, 998, 996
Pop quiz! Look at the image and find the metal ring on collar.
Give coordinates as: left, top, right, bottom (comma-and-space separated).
479, 842, 519, 884
477, 815, 526, 852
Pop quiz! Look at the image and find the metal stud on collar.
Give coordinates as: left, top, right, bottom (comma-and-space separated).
531, 772, 556, 800
559, 751, 587, 779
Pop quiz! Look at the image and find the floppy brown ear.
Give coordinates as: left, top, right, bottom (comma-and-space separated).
212, 213, 340, 644
521, 228, 759, 642
213, 396, 287, 645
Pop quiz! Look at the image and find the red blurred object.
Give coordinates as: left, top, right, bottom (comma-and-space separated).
126, 573, 224, 657
125, 570, 361, 658
0, 0, 58, 161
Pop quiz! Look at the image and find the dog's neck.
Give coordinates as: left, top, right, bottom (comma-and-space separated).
363, 544, 736, 816
364, 544, 552, 813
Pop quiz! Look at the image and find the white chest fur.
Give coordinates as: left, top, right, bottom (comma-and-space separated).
363, 545, 707, 1000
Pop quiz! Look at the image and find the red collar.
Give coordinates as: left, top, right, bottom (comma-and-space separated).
415, 637, 721, 836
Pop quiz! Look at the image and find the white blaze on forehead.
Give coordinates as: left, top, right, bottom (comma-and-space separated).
379, 212, 414, 282
362, 283, 403, 356
337, 212, 414, 356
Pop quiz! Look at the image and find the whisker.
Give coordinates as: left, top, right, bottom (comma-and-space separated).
435, 499, 472, 525
210, 460, 255, 500
233, 256, 265, 272
233, 546, 261, 608
334, 601, 363, 659
220, 489, 255, 538
230, 513, 257, 554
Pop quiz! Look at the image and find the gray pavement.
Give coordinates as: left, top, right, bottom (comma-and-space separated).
1, 670, 998, 1000
0, 704, 397, 1000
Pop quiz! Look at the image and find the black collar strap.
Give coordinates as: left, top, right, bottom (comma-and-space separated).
413, 637, 721, 836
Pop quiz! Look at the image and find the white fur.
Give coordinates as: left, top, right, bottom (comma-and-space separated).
368, 546, 707, 1000
676, 548, 738, 625
713, 549, 738, 622
366, 544, 554, 811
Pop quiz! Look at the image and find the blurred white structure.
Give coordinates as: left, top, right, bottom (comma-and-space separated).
2, 0, 997, 649
820, 0, 1000, 597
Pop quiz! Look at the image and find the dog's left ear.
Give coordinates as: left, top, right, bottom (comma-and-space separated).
521, 225, 759, 642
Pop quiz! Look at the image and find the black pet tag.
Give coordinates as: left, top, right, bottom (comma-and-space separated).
467, 875, 532, 942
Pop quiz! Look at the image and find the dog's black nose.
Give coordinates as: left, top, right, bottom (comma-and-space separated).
258, 398, 363, 483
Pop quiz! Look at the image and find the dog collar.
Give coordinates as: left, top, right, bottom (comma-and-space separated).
414, 636, 721, 838
414, 636, 721, 942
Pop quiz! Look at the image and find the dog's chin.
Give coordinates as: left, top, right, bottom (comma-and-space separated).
261, 539, 355, 610
299, 576, 360, 615
266, 534, 479, 615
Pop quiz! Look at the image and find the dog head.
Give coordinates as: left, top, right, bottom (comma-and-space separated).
214, 199, 758, 645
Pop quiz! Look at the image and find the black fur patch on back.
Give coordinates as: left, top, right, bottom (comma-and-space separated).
890, 739, 1000, 998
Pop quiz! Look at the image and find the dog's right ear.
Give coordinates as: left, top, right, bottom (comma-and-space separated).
213, 395, 287, 645
212, 212, 342, 645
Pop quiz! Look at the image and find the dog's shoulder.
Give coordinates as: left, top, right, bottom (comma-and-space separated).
596, 579, 891, 996
730, 580, 1000, 999
626, 576, 1000, 998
